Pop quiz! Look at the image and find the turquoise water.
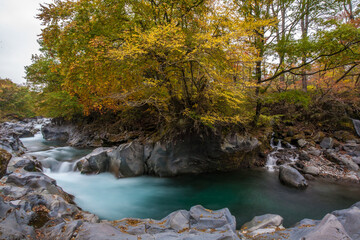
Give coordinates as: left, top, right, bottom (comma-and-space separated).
22, 132, 360, 228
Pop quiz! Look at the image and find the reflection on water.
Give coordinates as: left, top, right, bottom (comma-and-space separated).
21, 128, 360, 228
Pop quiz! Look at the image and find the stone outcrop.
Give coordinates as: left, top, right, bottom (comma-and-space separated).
76, 134, 263, 178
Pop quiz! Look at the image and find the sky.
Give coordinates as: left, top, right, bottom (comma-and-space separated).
0, 0, 52, 84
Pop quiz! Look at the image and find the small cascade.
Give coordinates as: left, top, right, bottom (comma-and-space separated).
266, 136, 298, 171
58, 161, 78, 173
266, 138, 283, 171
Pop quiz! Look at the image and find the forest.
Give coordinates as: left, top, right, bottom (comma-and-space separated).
3, 0, 360, 136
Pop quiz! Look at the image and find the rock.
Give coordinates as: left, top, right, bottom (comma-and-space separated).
324, 150, 359, 171
0, 148, 12, 177
0, 133, 26, 156
299, 151, 311, 161
41, 124, 70, 142
76, 147, 112, 174
332, 205, 360, 239
320, 137, 334, 149
297, 139, 307, 148
168, 210, 190, 232
307, 147, 321, 156
301, 214, 351, 240
108, 141, 147, 178
13, 158, 42, 172
303, 165, 320, 176
304, 174, 315, 180
147, 134, 262, 177
279, 165, 308, 189
241, 214, 283, 235
352, 156, 360, 165
189, 205, 236, 232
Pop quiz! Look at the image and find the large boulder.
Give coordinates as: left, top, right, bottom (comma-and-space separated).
147, 134, 262, 177
76, 147, 113, 174
279, 165, 308, 189
108, 141, 147, 178
41, 124, 70, 142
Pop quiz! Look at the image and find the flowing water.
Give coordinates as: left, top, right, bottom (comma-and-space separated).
21, 130, 360, 228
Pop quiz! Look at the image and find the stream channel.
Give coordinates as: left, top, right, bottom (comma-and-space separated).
21, 129, 360, 228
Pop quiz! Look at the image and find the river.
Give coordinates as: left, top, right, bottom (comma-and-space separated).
21, 129, 360, 228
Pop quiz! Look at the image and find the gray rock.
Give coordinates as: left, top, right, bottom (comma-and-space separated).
301, 214, 351, 240
299, 151, 311, 161
353, 156, 360, 165
320, 137, 334, 149
108, 141, 146, 178
332, 205, 360, 239
189, 205, 236, 232
303, 165, 320, 176
279, 165, 308, 189
324, 150, 359, 171
297, 139, 307, 148
307, 147, 321, 156
147, 134, 261, 177
168, 210, 190, 232
241, 214, 283, 234
76, 147, 113, 174
41, 124, 70, 142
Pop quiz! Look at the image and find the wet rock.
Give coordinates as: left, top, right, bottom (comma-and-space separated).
320, 137, 334, 149
303, 165, 320, 176
279, 165, 308, 189
13, 158, 42, 172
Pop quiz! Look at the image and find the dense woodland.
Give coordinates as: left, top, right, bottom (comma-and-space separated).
2, 0, 360, 136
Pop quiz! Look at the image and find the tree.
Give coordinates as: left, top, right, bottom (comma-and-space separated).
27, 0, 264, 129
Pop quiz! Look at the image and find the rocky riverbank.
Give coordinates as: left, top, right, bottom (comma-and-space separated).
1, 119, 360, 239
1, 153, 360, 239
41, 121, 266, 177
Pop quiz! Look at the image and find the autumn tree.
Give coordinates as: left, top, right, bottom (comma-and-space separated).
27, 0, 263, 130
